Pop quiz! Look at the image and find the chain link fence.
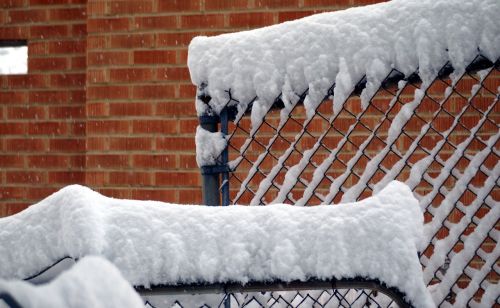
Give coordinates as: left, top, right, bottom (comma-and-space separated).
195, 54, 499, 307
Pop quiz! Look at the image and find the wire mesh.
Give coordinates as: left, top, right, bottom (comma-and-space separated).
197, 54, 499, 307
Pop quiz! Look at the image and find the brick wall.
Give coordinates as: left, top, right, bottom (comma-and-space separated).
1, 0, 385, 217
0, 0, 87, 216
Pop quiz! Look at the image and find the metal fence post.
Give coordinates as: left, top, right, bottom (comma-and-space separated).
199, 114, 221, 207
220, 108, 230, 207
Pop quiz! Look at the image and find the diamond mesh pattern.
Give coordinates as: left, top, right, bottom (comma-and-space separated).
196, 55, 499, 307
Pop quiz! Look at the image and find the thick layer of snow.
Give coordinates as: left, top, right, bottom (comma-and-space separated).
188, 0, 500, 122
195, 125, 227, 167
0, 256, 143, 308
0, 182, 432, 307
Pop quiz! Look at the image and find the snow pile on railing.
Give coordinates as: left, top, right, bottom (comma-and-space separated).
188, 0, 500, 121
0, 181, 433, 307
0, 256, 143, 308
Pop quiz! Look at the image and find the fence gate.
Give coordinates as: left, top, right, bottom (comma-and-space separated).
198, 54, 499, 307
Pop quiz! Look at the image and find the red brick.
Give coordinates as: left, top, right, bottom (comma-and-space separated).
87, 69, 107, 84
0, 187, 24, 200
85, 137, 107, 151
7, 9, 47, 23
156, 67, 190, 82
108, 171, 152, 186
132, 154, 176, 169
133, 16, 177, 30
278, 11, 317, 23
179, 154, 197, 169
7, 171, 44, 184
4, 203, 30, 216
0, 91, 29, 104
86, 103, 109, 117
109, 102, 153, 116
205, 0, 249, 10
156, 137, 195, 151
1, 0, 26, 8
87, 18, 130, 32
7, 75, 47, 89
72, 23, 89, 37
87, 35, 107, 49
71, 121, 86, 136
255, 0, 299, 8
86, 154, 130, 168
30, 25, 69, 38
49, 73, 85, 88
49, 139, 85, 151
28, 155, 69, 168
156, 32, 198, 47
132, 119, 178, 134
86, 120, 130, 134
0, 26, 28, 39
0, 155, 24, 168
29, 0, 68, 4
85, 171, 107, 186
26, 187, 58, 200
29, 91, 69, 103
28, 122, 67, 135
132, 85, 175, 99
49, 8, 86, 20
47, 40, 85, 54
0, 122, 27, 134
70, 56, 86, 69
5, 139, 46, 151
108, 0, 153, 14
109, 68, 153, 82
88, 51, 129, 66
48, 171, 85, 184
180, 14, 225, 29
156, 172, 199, 186
87, 1, 106, 15
303, 0, 350, 6
87, 86, 130, 100
179, 189, 202, 204
109, 137, 152, 151
179, 118, 198, 133
228, 12, 275, 28
30, 58, 68, 71
158, 0, 200, 12
178, 84, 196, 98
130, 189, 176, 202
133, 50, 176, 65
109, 34, 154, 48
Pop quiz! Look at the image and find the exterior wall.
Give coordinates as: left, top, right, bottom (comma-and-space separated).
0, 0, 87, 216
0, 0, 384, 216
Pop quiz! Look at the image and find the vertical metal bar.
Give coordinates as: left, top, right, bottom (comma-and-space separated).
199, 116, 220, 207
220, 108, 231, 308
220, 108, 230, 207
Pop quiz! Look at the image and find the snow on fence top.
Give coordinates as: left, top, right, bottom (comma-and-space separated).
0, 181, 433, 307
0, 256, 143, 308
188, 0, 500, 121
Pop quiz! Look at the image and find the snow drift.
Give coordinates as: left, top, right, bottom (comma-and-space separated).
0, 181, 432, 307
188, 0, 500, 121
0, 256, 143, 308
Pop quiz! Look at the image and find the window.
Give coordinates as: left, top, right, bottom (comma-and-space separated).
0, 40, 28, 75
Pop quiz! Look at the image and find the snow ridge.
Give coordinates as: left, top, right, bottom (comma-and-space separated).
0, 182, 433, 307
188, 0, 500, 124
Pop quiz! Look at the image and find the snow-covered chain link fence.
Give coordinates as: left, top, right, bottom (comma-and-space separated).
197, 55, 499, 307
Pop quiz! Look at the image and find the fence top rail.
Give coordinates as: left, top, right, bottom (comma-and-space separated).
188, 0, 499, 124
